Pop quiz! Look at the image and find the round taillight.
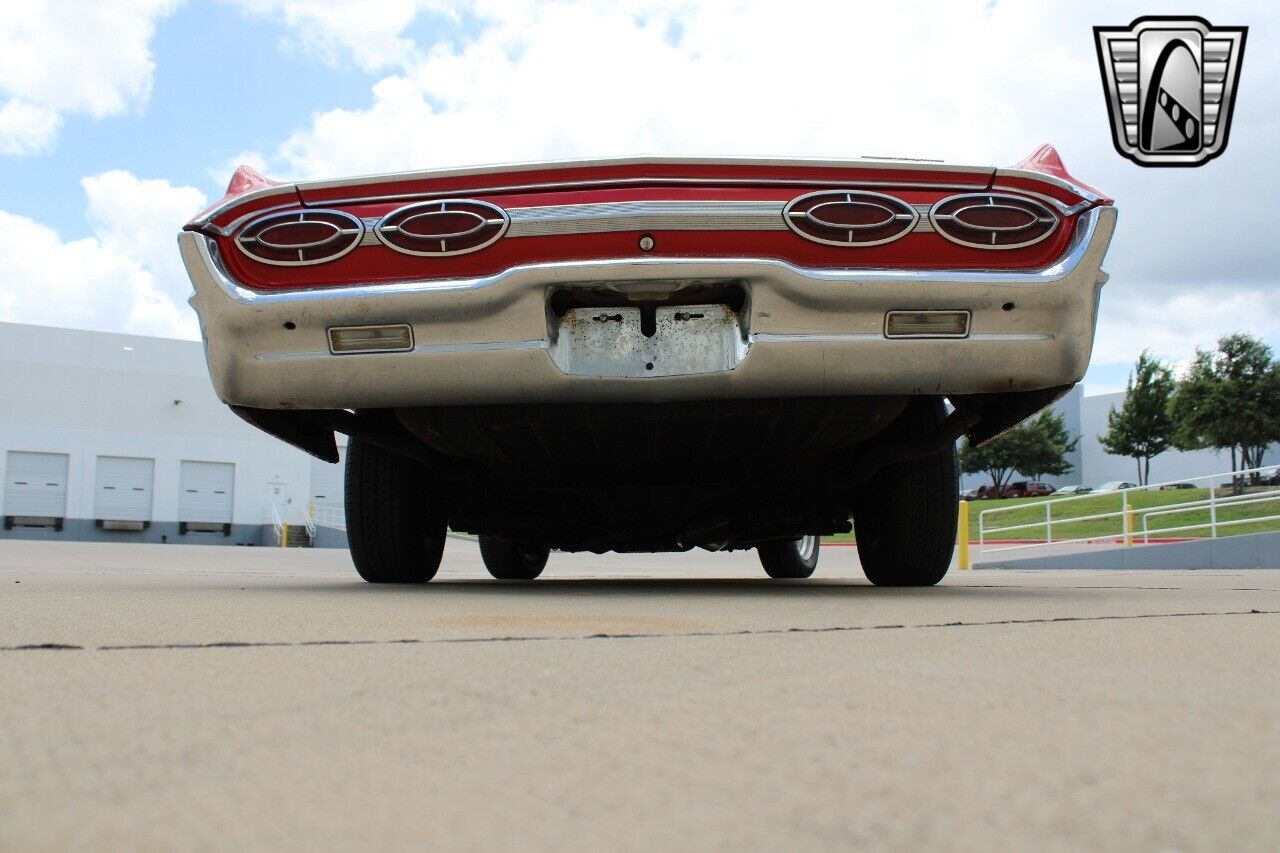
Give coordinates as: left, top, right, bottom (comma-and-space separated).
783, 191, 918, 247
928, 194, 1057, 249
235, 210, 364, 266
376, 199, 508, 256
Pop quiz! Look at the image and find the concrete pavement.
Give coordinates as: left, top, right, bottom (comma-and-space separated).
2, 539, 1278, 850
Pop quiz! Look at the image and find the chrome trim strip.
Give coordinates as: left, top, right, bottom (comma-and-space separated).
912, 203, 935, 233
316, 195, 1061, 243
753, 330, 1052, 344
189, 207, 1110, 308
928, 194, 1058, 251
296, 154, 995, 193
990, 168, 1102, 204
255, 339, 549, 361
256, 330, 1054, 363
414, 339, 546, 355
201, 202, 307, 238
506, 200, 786, 237
190, 186, 300, 229
987, 184, 1089, 216
752, 332, 883, 343
255, 350, 330, 361
969, 332, 1052, 341
311, 177, 989, 210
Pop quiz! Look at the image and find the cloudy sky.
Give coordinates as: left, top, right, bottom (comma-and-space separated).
1, 0, 1276, 394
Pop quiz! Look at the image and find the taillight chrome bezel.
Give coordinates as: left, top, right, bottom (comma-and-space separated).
234, 209, 364, 266
782, 190, 919, 247
928, 193, 1058, 250
375, 199, 509, 257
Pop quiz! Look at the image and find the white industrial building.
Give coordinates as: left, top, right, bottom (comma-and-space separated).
1078, 392, 1280, 486
0, 322, 346, 547
3, 321, 1272, 547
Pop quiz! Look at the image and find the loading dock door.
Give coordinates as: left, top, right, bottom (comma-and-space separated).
4, 451, 69, 521
94, 456, 154, 522
178, 461, 235, 527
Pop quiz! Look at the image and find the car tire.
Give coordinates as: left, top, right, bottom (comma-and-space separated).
854, 401, 958, 587
757, 535, 819, 579
344, 438, 447, 583
479, 536, 550, 580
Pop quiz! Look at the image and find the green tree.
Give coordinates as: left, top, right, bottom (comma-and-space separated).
959, 430, 1023, 493
1098, 351, 1176, 485
959, 408, 1077, 490
1017, 409, 1079, 482
1169, 333, 1280, 489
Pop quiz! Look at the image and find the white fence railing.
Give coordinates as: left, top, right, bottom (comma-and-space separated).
308, 502, 346, 533
978, 465, 1280, 557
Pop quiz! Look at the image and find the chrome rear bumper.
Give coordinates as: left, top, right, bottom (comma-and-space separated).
179, 206, 1115, 410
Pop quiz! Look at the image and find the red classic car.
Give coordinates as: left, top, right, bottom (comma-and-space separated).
961, 485, 1002, 501
1000, 481, 1056, 498
178, 145, 1115, 586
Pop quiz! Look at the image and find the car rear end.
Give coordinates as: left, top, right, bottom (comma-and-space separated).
177, 146, 1115, 582
179, 147, 1114, 418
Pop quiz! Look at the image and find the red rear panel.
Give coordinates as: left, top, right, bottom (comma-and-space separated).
191, 157, 1102, 292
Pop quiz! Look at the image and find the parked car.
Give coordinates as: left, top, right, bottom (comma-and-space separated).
1053, 484, 1092, 495
179, 146, 1115, 587
1000, 481, 1056, 498
1094, 481, 1138, 493
961, 485, 1001, 501
1265, 470, 1280, 486
1158, 482, 1196, 490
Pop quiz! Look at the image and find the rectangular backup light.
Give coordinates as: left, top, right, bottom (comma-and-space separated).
883, 310, 970, 339
328, 324, 414, 354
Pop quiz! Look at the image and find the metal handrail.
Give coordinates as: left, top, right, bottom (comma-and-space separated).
303, 502, 317, 539
978, 464, 1279, 555
1140, 490, 1280, 543
265, 501, 284, 545
309, 502, 347, 532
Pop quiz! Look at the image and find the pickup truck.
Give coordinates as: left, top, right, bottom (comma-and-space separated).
178, 145, 1115, 586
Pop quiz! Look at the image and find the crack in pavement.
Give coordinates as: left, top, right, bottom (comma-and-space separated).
3, 608, 1277, 653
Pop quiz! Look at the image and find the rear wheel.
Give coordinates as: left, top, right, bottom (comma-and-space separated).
479, 536, 550, 580
854, 402, 958, 587
757, 535, 819, 579
345, 438, 447, 583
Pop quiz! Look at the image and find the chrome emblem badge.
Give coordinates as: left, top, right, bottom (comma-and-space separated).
1094, 16, 1247, 167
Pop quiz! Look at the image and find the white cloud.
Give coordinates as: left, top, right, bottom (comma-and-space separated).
228, 0, 456, 72
273, 0, 1034, 178
0, 0, 180, 154
83, 170, 209, 310
244, 0, 1280, 382
1092, 285, 1280, 368
0, 172, 206, 339
0, 100, 60, 155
